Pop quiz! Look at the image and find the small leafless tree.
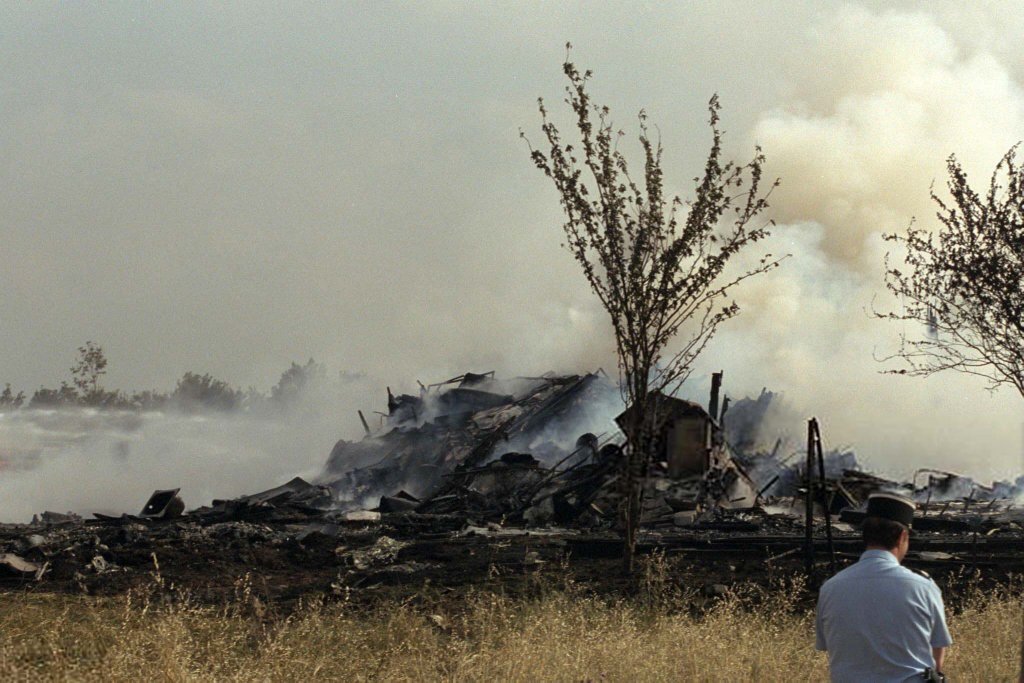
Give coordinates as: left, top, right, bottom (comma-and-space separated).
71, 341, 108, 400
880, 146, 1024, 398
524, 52, 781, 572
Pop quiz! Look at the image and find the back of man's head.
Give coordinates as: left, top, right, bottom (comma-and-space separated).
862, 492, 915, 558
862, 516, 906, 550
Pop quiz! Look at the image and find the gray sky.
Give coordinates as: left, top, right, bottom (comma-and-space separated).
2, 2, 1024, 478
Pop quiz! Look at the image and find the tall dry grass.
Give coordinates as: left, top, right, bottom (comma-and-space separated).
0, 567, 1020, 682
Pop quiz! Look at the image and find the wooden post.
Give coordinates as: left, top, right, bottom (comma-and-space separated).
813, 418, 837, 574
709, 371, 723, 421
805, 418, 815, 574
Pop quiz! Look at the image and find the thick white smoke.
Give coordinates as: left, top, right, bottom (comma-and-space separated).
694, 5, 1024, 482
703, 226, 1023, 483
753, 4, 1024, 267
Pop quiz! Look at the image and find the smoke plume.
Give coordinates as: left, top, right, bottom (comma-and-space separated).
697, 5, 1024, 481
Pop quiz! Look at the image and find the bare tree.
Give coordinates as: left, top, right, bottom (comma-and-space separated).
71, 341, 108, 401
524, 52, 781, 572
880, 146, 1024, 398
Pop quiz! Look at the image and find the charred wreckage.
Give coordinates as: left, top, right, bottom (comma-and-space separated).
3, 371, 1024, 597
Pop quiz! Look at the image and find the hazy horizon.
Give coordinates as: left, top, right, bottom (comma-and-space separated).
3, 1, 1024, 495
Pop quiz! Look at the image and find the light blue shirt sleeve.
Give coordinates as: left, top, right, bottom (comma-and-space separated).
928, 583, 952, 648
815, 589, 827, 651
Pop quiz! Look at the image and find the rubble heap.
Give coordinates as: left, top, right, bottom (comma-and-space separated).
5, 371, 1024, 601
319, 372, 760, 528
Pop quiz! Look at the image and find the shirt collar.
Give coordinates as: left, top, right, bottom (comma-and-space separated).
860, 549, 900, 564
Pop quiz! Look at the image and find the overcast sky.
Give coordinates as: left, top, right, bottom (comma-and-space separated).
2, 2, 1024, 477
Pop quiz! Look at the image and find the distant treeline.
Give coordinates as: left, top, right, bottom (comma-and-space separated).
0, 343, 356, 414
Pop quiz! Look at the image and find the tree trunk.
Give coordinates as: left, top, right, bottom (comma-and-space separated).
622, 394, 652, 575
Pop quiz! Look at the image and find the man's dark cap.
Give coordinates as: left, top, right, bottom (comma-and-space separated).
866, 492, 915, 528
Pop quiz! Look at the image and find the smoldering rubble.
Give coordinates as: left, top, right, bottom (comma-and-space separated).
320, 371, 758, 526
3, 371, 1024, 600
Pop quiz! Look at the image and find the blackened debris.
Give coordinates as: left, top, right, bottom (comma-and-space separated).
140, 489, 185, 519
5, 372, 1024, 603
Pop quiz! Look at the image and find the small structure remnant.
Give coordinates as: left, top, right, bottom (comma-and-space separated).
614, 391, 758, 509
616, 392, 713, 477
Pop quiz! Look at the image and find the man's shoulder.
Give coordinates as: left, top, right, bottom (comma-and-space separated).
820, 558, 938, 592
820, 563, 862, 591
892, 563, 939, 589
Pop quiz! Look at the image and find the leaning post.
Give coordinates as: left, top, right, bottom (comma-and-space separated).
813, 418, 837, 574
804, 418, 815, 574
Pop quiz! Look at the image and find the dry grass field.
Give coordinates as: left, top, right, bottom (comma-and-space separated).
0, 569, 1020, 682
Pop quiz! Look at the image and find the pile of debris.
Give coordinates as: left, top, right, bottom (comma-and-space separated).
6, 370, 1024, 599
722, 387, 1024, 533
318, 371, 760, 528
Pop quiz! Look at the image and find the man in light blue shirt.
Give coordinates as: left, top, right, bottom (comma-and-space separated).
816, 492, 952, 682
